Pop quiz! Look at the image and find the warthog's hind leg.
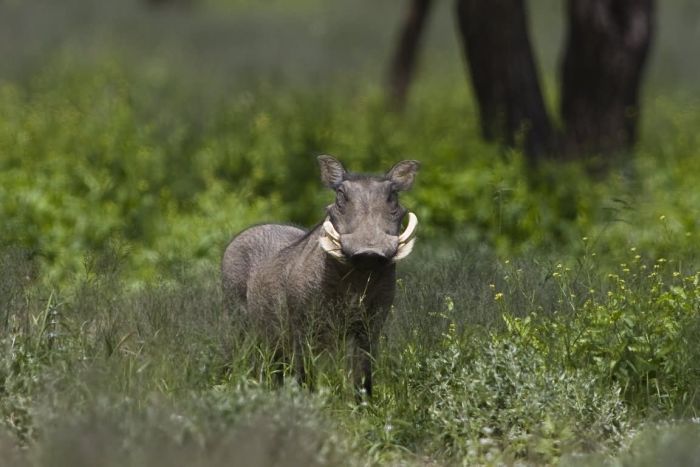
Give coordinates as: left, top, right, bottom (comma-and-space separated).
293, 338, 315, 391
271, 347, 285, 388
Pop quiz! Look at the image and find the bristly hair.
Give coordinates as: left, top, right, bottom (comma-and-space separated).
341, 172, 385, 183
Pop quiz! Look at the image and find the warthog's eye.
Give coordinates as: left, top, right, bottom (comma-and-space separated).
388, 191, 400, 215
336, 189, 347, 208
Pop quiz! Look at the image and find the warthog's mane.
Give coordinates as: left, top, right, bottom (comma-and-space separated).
343, 173, 387, 182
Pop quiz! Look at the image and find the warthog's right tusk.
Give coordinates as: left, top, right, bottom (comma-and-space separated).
323, 218, 341, 242
319, 236, 345, 259
320, 217, 345, 260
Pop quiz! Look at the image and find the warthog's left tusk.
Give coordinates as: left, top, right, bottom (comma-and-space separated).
398, 212, 418, 244
319, 236, 345, 259
393, 237, 415, 261
394, 212, 418, 262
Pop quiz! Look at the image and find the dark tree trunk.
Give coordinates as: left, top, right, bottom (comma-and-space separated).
387, 0, 434, 110
455, 0, 553, 159
561, 0, 654, 156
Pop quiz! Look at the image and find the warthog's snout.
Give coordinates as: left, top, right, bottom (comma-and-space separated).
320, 212, 418, 264
349, 249, 391, 269
339, 229, 398, 267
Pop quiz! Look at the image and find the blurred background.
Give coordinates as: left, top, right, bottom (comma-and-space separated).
0, 0, 699, 282
2, 3, 700, 465
1, 0, 699, 89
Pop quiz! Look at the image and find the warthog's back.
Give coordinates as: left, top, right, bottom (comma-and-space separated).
222, 224, 306, 309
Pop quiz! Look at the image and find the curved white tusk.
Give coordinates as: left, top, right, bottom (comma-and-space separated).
398, 212, 418, 244
323, 217, 341, 242
319, 235, 345, 259
319, 217, 345, 261
393, 237, 415, 262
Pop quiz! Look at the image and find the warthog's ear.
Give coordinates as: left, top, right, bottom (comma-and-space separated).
386, 160, 420, 191
318, 155, 347, 189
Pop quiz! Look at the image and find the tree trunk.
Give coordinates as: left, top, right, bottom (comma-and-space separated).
561, 0, 654, 156
387, 0, 434, 111
455, 0, 553, 160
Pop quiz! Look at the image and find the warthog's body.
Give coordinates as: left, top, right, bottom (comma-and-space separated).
222, 224, 306, 307
222, 156, 419, 397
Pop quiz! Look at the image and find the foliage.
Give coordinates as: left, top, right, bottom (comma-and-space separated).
2, 239, 700, 465
372, 326, 628, 464
1, 2, 700, 464
501, 253, 700, 413
2, 57, 700, 285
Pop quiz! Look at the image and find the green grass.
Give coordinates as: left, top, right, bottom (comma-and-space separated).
2, 1, 700, 464
2, 237, 699, 465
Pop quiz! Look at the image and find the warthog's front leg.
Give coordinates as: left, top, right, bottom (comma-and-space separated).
352, 302, 391, 401
352, 331, 374, 400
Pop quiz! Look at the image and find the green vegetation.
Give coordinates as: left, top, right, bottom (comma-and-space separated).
2, 1, 700, 465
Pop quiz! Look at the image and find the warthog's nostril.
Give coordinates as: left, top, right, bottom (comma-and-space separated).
350, 251, 390, 269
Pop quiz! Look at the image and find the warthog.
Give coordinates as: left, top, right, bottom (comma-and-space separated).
222, 155, 419, 397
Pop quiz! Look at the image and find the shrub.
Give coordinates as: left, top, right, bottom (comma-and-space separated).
374, 320, 629, 464
502, 252, 700, 412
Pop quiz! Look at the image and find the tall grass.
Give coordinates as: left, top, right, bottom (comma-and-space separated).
2, 237, 699, 465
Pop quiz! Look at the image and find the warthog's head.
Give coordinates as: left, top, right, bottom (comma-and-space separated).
317, 155, 420, 269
